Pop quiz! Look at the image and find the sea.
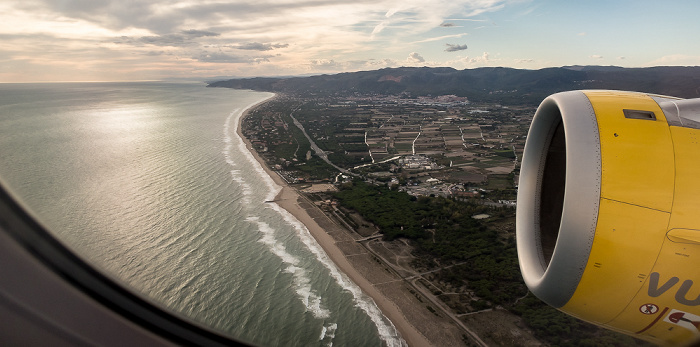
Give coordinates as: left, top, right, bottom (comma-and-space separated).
0, 82, 404, 347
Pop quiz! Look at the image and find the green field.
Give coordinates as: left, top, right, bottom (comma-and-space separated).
486, 174, 514, 189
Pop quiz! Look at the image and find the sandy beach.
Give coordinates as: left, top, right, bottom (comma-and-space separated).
237, 98, 436, 347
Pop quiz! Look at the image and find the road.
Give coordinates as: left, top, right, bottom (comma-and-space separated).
357, 239, 488, 347
288, 110, 356, 176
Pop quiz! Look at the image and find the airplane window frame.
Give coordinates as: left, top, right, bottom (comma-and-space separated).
0, 181, 249, 347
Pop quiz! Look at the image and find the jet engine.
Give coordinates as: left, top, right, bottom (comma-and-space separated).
517, 90, 700, 344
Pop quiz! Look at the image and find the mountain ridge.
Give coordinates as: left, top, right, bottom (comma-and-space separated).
208, 66, 700, 104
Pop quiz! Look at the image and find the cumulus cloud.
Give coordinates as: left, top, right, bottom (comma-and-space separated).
234, 42, 289, 51
445, 43, 468, 52
458, 52, 491, 65
311, 59, 340, 67
365, 58, 398, 68
407, 52, 425, 63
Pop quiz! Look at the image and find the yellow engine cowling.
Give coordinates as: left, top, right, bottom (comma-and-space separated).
517, 90, 700, 344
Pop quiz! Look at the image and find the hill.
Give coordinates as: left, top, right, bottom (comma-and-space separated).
208, 66, 700, 104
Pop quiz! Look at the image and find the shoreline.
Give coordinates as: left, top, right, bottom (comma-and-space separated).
237, 95, 432, 347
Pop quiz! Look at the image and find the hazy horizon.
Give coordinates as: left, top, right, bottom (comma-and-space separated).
1, 64, 693, 85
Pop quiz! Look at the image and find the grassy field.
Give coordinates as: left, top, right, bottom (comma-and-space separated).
486, 174, 515, 189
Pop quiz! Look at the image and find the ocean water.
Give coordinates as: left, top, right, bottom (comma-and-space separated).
0, 82, 404, 346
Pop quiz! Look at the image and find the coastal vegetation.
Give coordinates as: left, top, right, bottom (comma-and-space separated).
243, 98, 338, 181
335, 180, 523, 304
334, 180, 649, 346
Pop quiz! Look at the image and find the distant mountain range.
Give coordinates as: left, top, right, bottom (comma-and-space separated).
208, 66, 700, 104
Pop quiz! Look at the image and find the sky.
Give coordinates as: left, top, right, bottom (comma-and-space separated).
2, 0, 700, 82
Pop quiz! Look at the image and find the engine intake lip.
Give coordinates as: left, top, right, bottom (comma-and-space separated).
516, 91, 602, 307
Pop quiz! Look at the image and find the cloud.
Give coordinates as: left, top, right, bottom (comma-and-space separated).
518, 7, 537, 16
2, 0, 513, 81
444, 18, 487, 22
138, 35, 191, 47
366, 58, 397, 67
577, 32, 587, 36
445, 43, 468, 52
115, 31, 221, 47
370, 1, 505, 39
407, 52, 425, 63
305, 58, 396, 72
617, 56, 626, 60
181, 29, 220, 37
33, 0, 509, 39
371, 22, 388, 37
457, 51, 491, 65
590, 54, 604, 59
234, 42, 289, 51
412, 33, 468, 44
646, 54, 700, 66
311, 59, 340, 67
196, 52, 249, 63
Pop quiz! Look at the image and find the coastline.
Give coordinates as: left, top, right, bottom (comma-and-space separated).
237, 95, 432, 347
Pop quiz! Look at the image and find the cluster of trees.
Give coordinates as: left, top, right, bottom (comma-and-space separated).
334, 180, 649, 346
327, 152, 368, 168
356, 162, 393, 174
335, 180, 445, 240
512, 294, 649, 346
294, 157, 338, 180
334, 180, 525, 306
494, 149, 516, 159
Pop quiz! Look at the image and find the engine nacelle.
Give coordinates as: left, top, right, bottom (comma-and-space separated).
517, 90, 700, 344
